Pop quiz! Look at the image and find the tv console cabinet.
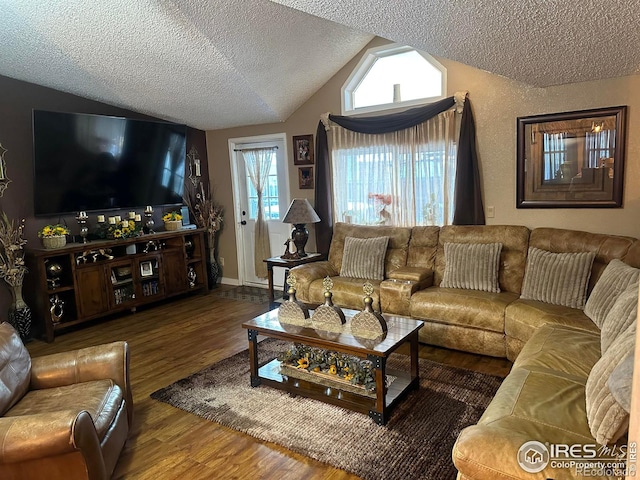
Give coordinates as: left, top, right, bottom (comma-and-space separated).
26, 229, 209, 342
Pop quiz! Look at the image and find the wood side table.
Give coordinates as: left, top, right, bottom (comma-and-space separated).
263, 253, 326, 308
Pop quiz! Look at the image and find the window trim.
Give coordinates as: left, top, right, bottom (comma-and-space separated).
341, 43, 447, 116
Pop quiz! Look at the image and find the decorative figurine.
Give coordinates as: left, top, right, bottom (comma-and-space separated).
351, 282, 388, 335
187, 266, 197, 288
49, 294, 64, 324
143, 205, 155, 234
46, 260, 63, 289
76, 211, 89, 244
184, 239, 195, 258
278, 273, 310, 323
311, 276, 346, 329
280, 238, 298, 260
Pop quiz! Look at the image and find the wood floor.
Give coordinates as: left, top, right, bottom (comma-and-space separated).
26, 286, 512, 479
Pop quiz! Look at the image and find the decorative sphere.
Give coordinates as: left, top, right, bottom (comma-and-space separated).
46, 262, 63, 278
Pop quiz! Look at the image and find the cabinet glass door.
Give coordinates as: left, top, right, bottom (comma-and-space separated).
109, 261, 136, 307
137, 255, 164, 301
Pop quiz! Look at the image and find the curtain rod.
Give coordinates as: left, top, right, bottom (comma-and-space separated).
233, 146, 278, 152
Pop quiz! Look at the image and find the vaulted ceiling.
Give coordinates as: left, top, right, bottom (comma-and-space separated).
1, 0, 638, 130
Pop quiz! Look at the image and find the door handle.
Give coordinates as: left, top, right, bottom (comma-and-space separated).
241, 220, 247, 225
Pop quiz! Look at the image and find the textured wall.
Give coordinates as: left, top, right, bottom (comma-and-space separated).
443, 58, 640, 236
207, 37, 640, 282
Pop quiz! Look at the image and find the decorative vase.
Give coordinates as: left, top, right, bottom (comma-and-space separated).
207, 258, 220, 289
8, 284, 32, 342
164, 220, 182, 231
205, 235, 220, 288
42, 235, 66, 249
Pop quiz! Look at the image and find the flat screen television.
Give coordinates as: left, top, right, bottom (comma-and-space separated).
33, 110, 186, 216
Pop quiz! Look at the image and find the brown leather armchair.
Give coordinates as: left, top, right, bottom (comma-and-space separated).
0, 322, 132, 480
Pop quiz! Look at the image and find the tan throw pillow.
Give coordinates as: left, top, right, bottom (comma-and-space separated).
607, 353, 634, 414
585, 259, 640, 328
340, 236, 389, 280
585, 320, 636, 445
600, 283, 638, 354
441, 242, 502, 293
520, 248, 595, 309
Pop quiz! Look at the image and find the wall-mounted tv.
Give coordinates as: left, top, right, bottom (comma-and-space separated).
33, 110, 186, 216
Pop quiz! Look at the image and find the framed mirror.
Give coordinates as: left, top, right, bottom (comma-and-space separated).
516, 106, 627, 208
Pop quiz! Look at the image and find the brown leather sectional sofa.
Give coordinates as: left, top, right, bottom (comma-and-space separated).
293, 222, 640, 360
292, 222, 639, 479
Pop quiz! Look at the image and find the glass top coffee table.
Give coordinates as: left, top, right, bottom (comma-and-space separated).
242, 308, 424, 425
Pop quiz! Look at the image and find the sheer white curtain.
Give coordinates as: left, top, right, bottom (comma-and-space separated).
329, 108, 458, 227
242, 147, 274, 278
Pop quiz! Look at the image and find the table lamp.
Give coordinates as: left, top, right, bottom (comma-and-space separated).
282, 198, 321, 257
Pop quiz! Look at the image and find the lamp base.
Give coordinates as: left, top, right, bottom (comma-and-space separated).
291, 224, 309, 257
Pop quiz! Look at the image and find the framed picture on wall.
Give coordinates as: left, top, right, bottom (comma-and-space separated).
516, 106, 627, 208
293, 134, 314, 165
298, 167, 314, 189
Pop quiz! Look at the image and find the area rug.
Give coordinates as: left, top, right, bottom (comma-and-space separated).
151, 339, 504, 480
212, 285, 282, 304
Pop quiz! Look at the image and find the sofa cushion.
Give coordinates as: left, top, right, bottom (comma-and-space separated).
530, 227, 636, 290
608, 352, 633, 414
434, 225, 530, 294
0, 322, 31, 416
406, 226, 440, 269
4, 379, 124, 440
340, 236, 389, 280
584, 259, 640, 327
600, 283, 638, 353
520, 247, 595, 309
289, 261, 337, 303
410, 287, 519, 333
513, 324, 601, 381
505, 299, 599, 344
441, 242, 502, 293
328, 223, 411, 276
418, 321, 507, 357
307, 277, 382, 311
585, 320, 636, 445
453, 368, 595, 480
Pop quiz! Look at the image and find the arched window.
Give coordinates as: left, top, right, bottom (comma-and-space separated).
342, 44, 446, 115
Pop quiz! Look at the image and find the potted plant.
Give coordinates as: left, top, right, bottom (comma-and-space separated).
38, 224, 70, 249
162, 211, 182, 231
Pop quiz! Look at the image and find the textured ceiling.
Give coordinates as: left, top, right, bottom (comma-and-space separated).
0, 0, 372, 129
1, 0, 639, 130
274, 0, 640, 88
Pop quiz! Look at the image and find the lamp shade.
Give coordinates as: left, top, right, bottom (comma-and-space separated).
282, 198, 320, 224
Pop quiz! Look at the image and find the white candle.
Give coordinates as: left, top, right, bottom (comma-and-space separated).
145, 206, 153, 213
121, 220, 129, 228
108, 217, 116, 225
97, 215, 105, 223
135, 214, 142, 222
194, 159, 201, 177
128, 211, 136, 219
115, 215, 121, 222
